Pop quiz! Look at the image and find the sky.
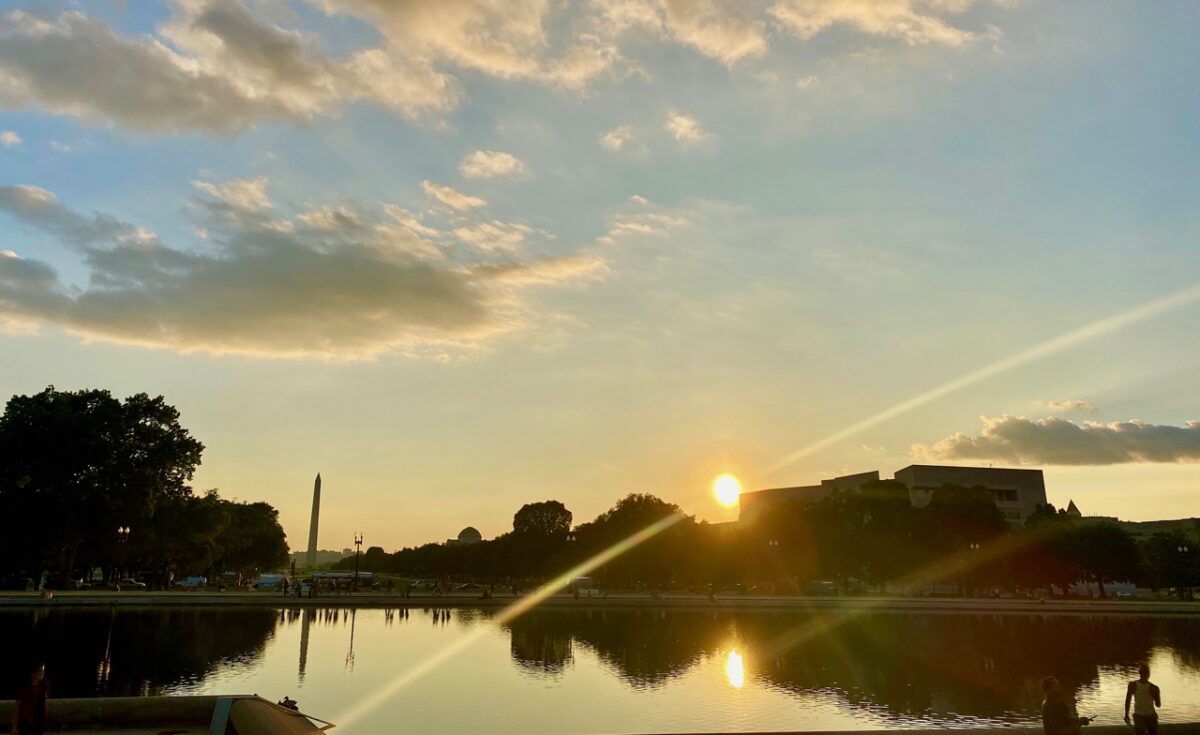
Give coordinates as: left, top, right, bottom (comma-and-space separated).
1, 0, 1199, 553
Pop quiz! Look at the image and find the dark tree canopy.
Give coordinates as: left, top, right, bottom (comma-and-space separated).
513, 500, 572, 539
0, 387, 287, 584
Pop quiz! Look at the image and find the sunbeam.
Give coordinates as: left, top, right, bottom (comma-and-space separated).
334, 512, 685, 730
761, 282, 1200, 477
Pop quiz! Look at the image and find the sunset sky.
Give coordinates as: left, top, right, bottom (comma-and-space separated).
2, 1, 1198, 551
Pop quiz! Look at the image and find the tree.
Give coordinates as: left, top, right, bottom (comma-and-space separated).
572, 494, 692, 588
1140, 532, 1199, 598
916, 485, 1008, 593
1073, 522, 1139, 598
0, 387, 203, 579
513, 501, 572, 539
214, 499, 289, 580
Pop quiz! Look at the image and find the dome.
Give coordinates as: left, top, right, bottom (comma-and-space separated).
457, 527, 482, 544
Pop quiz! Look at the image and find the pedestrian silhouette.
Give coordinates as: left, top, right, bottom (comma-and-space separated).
1125, 663, 1161, 735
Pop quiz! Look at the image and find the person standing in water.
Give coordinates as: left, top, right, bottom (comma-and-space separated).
1125, 664, 1161, 735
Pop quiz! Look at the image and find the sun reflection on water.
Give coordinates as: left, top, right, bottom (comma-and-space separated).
725, 650, 745, 689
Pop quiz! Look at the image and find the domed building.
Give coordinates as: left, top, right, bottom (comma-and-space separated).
446, 526, 483, 546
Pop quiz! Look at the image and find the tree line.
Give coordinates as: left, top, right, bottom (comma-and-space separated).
0, 387, 288, 587
340, 481, 1199, 598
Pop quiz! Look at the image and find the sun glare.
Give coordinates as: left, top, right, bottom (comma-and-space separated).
725, 650, 746, 689
713, 473, 742, 508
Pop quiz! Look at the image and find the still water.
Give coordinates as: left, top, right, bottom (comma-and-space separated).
4, 606, 1200, 734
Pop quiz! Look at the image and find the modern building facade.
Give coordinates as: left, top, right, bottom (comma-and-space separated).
739, 464, 1048, 524
893, 464, 1047, 522
738, 471, 880, 521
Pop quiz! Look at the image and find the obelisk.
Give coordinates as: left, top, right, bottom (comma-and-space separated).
305, 473, 321, 569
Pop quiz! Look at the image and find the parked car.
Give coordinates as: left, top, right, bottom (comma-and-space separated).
252, 573, 286, 591
455, 582, 483, 592
176, 576, 207, 589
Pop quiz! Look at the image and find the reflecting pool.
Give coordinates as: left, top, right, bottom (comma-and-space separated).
4, 607, 1200, 734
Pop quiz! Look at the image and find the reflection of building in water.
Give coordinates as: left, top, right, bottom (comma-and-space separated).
739, 464, 1048, 524
298, 609, 311, 684
446, 526, 483, 546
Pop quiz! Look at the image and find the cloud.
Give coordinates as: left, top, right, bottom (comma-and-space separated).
1035, 399, 1098, 413
598, 195, 691, 244
453, 221, 535, 253
599, 125, 640, 153
769, 0, 986, 47
0, 5, 458, 133
193, 177, 272, 213
0, 180, 603, 358
0, 130, 20, 148
591, 0, 765, 65
312, 0, 618, 90
796, 74, 819, 88
422, 180, 486, 211
913, 415, 1200, 466
459, 150, 527, 179
660, 0, 767, 64
665, 110, 709, 144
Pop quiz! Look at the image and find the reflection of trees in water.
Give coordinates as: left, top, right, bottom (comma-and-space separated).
500, 611, 1200, 722
736, 613, 1159, 723
0, 608, 277, 698
1154, 619, 1200, 672
506, 610, 728, 688
507, 614, 574, 674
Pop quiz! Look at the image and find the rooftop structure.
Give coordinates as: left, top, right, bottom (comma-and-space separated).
740, 464, 1048, 524
447, 526, 483, 546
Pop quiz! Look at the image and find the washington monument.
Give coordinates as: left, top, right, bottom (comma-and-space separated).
306, 473, 321, 569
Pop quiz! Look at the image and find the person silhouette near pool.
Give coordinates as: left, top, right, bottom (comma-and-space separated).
1042, 676, 1090, 735
1125, 664, 1161, 735
11, 662, 48, 735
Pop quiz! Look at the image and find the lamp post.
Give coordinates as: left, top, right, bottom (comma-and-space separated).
1179, 545, 1192, 600
352, 532, 363, 592
965, 542, 981, 597
115, 526, 131, 584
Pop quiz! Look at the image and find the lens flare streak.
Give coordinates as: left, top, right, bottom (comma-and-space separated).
762, 282, 1200, 477
335, 512, 685, 730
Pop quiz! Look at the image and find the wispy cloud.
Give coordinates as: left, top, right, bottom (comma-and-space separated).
600, 125, 639, 153
769, 0, 992, 47
598, 195, 691, 245
422, 181, 486, 211
0, 180, 602, 359
665, 110, 709, 145
0, 130, 20, 148
914, 415, 1200, 465
1035, 399, 1098, 413
459, 150, 527, 179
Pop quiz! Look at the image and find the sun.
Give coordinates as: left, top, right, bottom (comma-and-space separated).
712, 473, 742, 508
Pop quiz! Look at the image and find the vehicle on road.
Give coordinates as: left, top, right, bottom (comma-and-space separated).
176, 576, 207, 589
252, 573, 286, 591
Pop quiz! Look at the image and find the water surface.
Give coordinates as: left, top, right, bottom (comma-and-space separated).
5, 607, 1200, 734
